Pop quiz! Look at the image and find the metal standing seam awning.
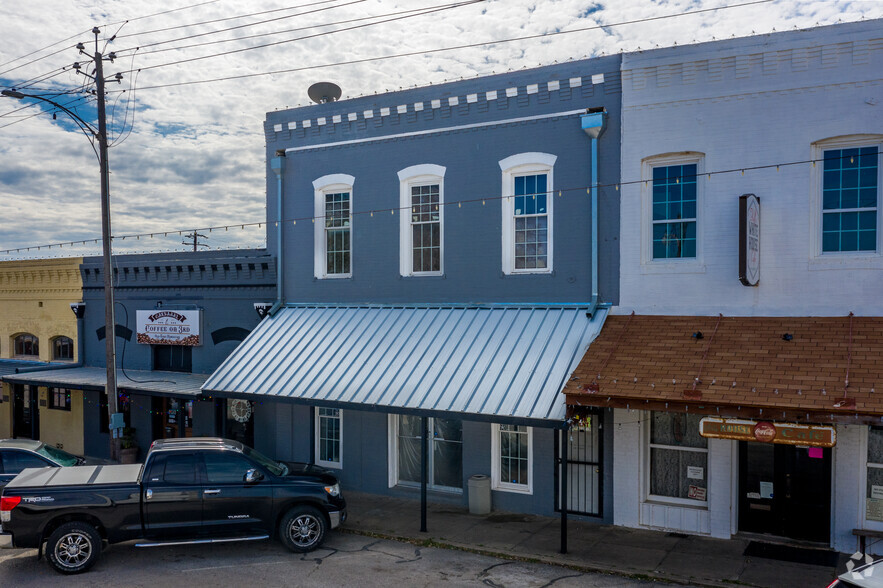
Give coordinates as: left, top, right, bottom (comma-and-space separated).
2, 366, 208, 398
202, 305, 609, 427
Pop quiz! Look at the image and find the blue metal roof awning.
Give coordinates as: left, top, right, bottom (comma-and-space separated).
202, 305, 608, 426
2, 366, 208, 398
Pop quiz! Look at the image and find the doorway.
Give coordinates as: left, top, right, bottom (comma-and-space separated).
738, 441, 831, 543
555, 411, 603, 517
152, 397, 193, 439
12, 384, 39, 440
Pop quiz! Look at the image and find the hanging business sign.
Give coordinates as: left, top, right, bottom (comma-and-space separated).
739, 194, 760, 286
699, 417, 836, 447
136, 310, 202, 346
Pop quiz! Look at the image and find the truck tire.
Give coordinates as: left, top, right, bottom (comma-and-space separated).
46, 521, 102, 574
279, 506, 326, 553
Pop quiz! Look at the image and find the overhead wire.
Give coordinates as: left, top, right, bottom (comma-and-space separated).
0, 150, 869, 255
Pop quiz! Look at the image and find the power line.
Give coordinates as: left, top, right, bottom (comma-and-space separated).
120, 0, 774, 92
0, 150, 865, 255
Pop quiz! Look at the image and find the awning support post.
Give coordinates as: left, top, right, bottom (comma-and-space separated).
421, 416, 428, 532
560, 426, 568, 554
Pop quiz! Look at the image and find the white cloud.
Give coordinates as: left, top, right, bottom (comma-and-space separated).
0, 0, 878, 258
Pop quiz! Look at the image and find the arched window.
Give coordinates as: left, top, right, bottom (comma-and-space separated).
13, 334, 39, 358
52, 336, 74, 361
313, 174, 355, 279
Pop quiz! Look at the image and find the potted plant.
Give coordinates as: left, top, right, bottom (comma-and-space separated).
120, 427, 139, 464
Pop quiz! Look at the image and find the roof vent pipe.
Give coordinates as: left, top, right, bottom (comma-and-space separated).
581, 108, 607, 318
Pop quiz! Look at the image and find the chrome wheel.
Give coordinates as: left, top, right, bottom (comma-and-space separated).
54, 532, 93, 569
287, 513, 321, 548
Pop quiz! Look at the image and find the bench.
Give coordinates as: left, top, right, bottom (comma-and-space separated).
853, 529, 883, 555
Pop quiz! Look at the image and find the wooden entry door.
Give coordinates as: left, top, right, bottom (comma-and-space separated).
157, 397, 193, 439
739, 441, 831, 542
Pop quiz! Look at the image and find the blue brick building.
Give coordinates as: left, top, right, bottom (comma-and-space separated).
205, 56, 623, 523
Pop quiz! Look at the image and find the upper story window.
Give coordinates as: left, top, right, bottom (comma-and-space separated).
52, 336, 74, 361
313, 174, 355, 279
652, 164, 698, 259
500, 153, 557, 274
398, 164, 445, 276
821, 143, 879, 253
13, 333, 39, 358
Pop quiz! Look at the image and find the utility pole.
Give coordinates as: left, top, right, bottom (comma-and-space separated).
182, 231, 209, 252
91, 27, 121, 462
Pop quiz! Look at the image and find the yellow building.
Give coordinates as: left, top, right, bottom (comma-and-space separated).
0, 257, 84, 454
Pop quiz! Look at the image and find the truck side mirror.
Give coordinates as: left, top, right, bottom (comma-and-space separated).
245, 468, 263, 484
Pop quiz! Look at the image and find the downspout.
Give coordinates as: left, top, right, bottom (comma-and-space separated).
14, 303, 86, 373
581, 108, 607, 318
269, 149, 286, 316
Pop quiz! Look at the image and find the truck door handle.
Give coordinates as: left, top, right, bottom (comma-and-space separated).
204, 489, 221, 495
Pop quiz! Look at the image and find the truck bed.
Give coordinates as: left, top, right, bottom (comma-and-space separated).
6, 464, 142, 489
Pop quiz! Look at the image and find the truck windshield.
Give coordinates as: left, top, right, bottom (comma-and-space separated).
36, 444, 80, 467
242, 446, 286, 476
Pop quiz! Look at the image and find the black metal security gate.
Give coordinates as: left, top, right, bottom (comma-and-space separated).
554, 410, 602, 517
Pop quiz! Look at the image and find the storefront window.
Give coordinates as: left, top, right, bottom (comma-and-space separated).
867, 427, 883, 522
649, 412, 708, 502
395, 416, 463, 491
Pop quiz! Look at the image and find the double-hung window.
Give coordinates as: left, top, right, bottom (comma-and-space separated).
821, 144, 879, 253
647, 411, 707, 505
315, 407, 342, 468
652, 164, 698, 259
390, 415, 463, 491
313, 174, 355, 279
13, 333, 39, 358
491, 424, 533, 494
398, 165, 445, 276
500, 153, 557, 274
49, 388, 71, 411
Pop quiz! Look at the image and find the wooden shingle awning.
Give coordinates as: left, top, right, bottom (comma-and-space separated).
564, 314, 883, 425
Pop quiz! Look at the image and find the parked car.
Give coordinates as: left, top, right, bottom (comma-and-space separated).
0, 439, 110, 490
0, 437, 346, 574
829, 559, 883, 587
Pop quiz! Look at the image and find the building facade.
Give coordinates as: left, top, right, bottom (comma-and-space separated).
0, 258, 83, 452
205, 55, 624, 522
3, 250, 276, 459
565, 19, 883, 553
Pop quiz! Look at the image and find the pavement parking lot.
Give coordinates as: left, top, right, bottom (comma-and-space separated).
0, 532, 683, 587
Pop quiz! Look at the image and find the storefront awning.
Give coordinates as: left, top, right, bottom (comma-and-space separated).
203, 305, 608, 425
2, 366, 208, 398
564, 314, 883, 424
0, 359, 58, 377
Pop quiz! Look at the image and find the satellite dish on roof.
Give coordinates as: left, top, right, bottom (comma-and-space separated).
308, 82, 342, 104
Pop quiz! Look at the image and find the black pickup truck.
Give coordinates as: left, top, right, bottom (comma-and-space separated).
0, 438, 346, 574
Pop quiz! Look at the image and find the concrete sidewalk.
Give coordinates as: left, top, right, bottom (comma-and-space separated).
342, 491, 846, 587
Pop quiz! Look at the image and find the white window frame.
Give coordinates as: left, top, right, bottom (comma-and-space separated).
861, 426, 883, 530
491, 423, 533, 494
640, 152, 705, 272
398, 164, 446, 277
313, 174, 355, 279
642, 412, 708, 508
499, 152, 556, 275
810, 135, 883, 263
387, 414, 463, 494
314, 407, 342, 469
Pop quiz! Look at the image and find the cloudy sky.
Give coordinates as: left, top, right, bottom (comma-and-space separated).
0, 0, 878, 259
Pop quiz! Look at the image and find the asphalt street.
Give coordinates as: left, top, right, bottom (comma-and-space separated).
0, 532, 685, 587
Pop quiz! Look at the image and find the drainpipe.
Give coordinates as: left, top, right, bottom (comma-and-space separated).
269, 149, 286, 316
14, 303, 86, 373
581, 108, 607, 318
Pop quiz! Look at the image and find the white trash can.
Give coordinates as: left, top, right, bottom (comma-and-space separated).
468, 474, 492, 515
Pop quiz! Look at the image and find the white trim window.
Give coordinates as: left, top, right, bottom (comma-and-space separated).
491, 424, 533, 494
398, 164, 445, 276
866, 426, 883, 524
315, 407, 342, 468
388, 415, 463, 492
647, 411, 708, 506
812, 135, 882, 257
313, 174, 355, 279
500, 152, 556, 274
640, 153, 704, 269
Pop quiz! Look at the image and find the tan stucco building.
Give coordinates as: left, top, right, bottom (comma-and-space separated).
0, 257, 84, 454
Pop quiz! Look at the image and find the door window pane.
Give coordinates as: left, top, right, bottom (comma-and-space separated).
204, 453, 254, 483
162, 454, 198, 484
